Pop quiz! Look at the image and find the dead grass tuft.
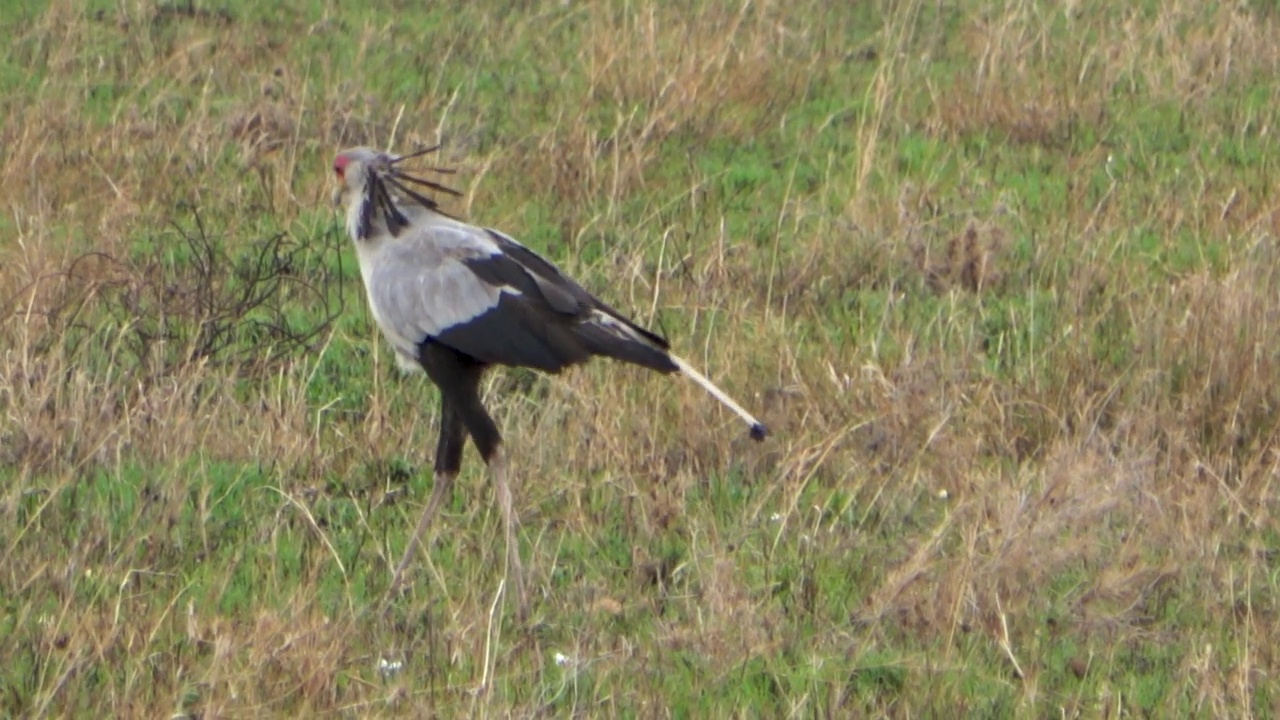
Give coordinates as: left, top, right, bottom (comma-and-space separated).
1140, 257, 1280, 467
582, 2, 791, 146
912, 220, 1010, 294
227, 102, 296, 159
861, 439, 1189, 657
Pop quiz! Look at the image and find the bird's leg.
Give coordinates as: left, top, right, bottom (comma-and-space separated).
488, 446, 528, 620
421, 350, 529, 619
388, 398, 465, 595
389, 470, 455, 593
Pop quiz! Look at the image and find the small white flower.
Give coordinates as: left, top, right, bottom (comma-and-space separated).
937, 489, 949, 500
770, 513, 783, 522
554, 652, 573, 668
377, 658, 403, 679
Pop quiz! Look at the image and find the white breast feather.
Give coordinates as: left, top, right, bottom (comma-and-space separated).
352, 217, 520, 367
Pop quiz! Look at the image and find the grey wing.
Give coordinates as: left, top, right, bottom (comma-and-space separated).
368, 224, 595, 372
367, 245, 499, 349
480, 229, 671, 351
477, 229, 595, 314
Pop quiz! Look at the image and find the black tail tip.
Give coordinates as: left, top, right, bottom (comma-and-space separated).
749, 423, 769, 441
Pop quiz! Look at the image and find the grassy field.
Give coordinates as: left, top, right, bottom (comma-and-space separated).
3, 0, 1280, 715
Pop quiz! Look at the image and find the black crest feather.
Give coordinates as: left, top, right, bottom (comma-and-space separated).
356, 146, 463, 238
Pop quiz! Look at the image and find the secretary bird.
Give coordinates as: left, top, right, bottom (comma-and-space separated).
331, 145, 767, 614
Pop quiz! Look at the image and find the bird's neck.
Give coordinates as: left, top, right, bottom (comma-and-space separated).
345, 195, 370, 241
348, 189, 440, 242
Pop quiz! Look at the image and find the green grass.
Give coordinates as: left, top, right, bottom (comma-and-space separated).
4, 0, 1280, 715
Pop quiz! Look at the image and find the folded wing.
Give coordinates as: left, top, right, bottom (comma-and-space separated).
368, 223, 675, 374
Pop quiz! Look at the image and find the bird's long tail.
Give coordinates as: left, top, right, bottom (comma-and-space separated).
669, 354, 769, 441
579, 309, 769, 441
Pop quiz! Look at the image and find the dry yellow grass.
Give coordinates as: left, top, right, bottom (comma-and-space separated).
3, 0, 1280, 715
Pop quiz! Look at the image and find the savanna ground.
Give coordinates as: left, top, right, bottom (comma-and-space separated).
3, 0, 1280, 716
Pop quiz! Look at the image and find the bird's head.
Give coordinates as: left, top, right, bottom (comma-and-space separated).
332, 146, 460, 241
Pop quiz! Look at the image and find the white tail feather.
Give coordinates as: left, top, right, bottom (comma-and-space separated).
670, 354, 768, 440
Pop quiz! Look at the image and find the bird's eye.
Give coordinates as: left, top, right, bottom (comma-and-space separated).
334, 155, 349, 178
